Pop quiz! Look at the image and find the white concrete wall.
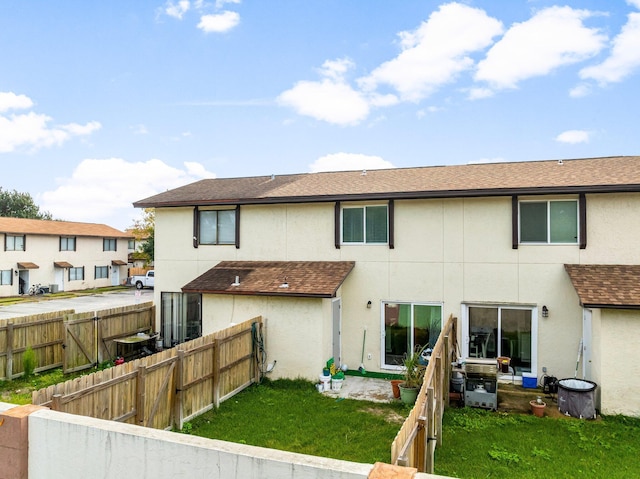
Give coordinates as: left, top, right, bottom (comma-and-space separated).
27, 408, 374, 479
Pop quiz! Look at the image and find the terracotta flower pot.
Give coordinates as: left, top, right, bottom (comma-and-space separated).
530, 399, 546, 417
390, 379, 402, 399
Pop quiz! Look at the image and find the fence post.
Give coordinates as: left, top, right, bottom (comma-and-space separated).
136, 364, 147, 426
425, 386, 436, 474
6, 322, 13, 381
51, 394, 62, 411
173, 350, 185, 431
212, 339, 220, 408
435, 355, 443, 448
443, 334, 450, 408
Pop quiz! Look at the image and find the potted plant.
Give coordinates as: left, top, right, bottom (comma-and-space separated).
398, 344, 428, 405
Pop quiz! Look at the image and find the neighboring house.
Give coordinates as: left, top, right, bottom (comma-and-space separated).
134, 156, 640, 417
0, 217, 132, 295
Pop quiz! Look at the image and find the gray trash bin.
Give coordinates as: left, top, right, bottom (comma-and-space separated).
558, 378, 597, 419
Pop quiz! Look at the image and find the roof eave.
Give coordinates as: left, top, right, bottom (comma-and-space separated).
180, 288, 333, 298
134, 184, 640, 209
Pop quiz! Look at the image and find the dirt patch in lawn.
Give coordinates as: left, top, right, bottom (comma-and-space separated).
360, 406, 406, 424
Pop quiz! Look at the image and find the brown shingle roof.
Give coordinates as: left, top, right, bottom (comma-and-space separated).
134, 156, 640, 208
182, 261, 356, 298
564, 264, 640, 308
0, 217, 132, 238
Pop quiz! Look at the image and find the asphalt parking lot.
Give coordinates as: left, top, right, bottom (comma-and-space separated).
0, 288, 155, 320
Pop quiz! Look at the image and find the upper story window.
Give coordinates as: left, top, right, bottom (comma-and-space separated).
69, 267, 84, 281
199, 210, 236, 245
5, 235, 25, 251
103, 238, 117, 251
342, 205, 388, 244
60, 236, 76, 251
519, 200, 578, 244
128, 239, 135, 250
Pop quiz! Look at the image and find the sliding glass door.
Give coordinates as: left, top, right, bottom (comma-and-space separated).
382, 302, 442, 369
466, 305, 533, 374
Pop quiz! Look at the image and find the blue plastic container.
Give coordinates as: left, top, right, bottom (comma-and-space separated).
522, 372, 537, 389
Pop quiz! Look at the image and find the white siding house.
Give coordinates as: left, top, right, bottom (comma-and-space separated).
0, 217, 132, 295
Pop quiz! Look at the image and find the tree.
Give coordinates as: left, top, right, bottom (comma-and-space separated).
130, 208, 155, 264
0, 188, 52, 220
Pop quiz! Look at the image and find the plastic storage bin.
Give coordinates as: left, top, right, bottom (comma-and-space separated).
522, 372, 537, 389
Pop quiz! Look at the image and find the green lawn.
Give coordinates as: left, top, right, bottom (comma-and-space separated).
436, 407, 640, 479
186, 378, 410, 464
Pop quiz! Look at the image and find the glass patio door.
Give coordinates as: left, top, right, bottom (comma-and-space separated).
467, 306, 533, 374
382, 302, 442, 369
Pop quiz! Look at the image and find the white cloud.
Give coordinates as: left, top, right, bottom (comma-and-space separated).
569, 83, 592, 97
628, 0, 640, 10
309, 153, 395, 173
0, 108, 101, 154
278, 58, 370, 126
198, 11, 240, 33
475, 6, 607, 90
555, 129, 591, 144
579, 12, 640, 84
0, 92, 33, 112
359, 2, 503, 102
215, 0, 240, 7
467, 87, 495, 100
468, 157, 508, 164
165, 0, 190, 19
131, 124, 149, 135
40, 158, 216, 230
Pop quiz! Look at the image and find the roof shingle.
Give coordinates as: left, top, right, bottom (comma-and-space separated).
564, 264, 640, 308
134, 156, 640, 208
0, 217, 132, 238
182, 261, 356, 298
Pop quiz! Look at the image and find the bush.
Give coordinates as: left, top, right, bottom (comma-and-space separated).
23, 346, 37, 378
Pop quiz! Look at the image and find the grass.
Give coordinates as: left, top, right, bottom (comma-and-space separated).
4, 370, 640, 477
436, 407, 640, 479
185, 378, 409, 464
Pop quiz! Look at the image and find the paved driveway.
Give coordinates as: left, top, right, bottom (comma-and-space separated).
0, 289, 155, 320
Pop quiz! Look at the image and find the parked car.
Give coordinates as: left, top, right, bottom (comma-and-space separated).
129, 270, 154, 290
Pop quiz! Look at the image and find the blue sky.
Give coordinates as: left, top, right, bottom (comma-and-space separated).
1, 1, 639, 230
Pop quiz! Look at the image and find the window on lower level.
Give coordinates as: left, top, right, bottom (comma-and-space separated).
69, 267, 84, 281
520, 200, 578, 244
103, 238, 117, 251
0, 270, 12, 285
5, 235, 25, 251
161, 292, 202, 348
199, 210, 236, 245
95, 266, 108, 279
342, 205, 388, 244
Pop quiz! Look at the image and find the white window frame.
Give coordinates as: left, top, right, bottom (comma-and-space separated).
341, 204, 389, 245
381, 301, 443, 371
69, 267, 84, 281
0, 270, 12, 285
5, 235, 25, 251
519, 199, 579, 245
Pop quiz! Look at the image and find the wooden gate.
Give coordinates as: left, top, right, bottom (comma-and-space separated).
63, 312, 98, 373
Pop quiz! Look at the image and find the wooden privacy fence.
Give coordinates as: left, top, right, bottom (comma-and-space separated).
32, 317, 263, 431
0, 302, 155, 381
391, 314, 458, 474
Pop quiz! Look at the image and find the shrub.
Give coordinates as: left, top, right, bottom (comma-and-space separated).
23, 346, 37, 378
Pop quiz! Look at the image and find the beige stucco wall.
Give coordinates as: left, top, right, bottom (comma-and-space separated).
202, 294, 331, 381
0, 234, 129, 295
153, 192, 640, 405
596, 309, 640, 417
